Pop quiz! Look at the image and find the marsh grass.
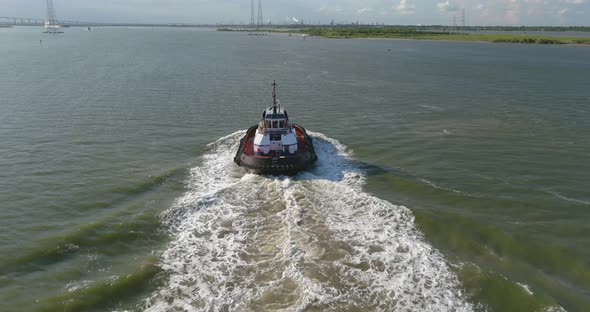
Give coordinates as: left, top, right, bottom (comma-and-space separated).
296, 28, 590, 45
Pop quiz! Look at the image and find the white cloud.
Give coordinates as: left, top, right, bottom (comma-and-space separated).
505, 0, 521, 24
395, 0, 416, 14
357, 7, 373, 15
437, 1, 460, 12
558, 8, 570, 16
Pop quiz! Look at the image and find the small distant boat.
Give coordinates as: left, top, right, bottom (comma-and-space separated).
234, 81, 317, 175
43, 21, 64, 34
44, 21, 60, 29
87, 26, 92, 31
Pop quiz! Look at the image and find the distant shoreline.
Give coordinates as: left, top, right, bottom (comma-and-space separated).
219, 27, 590, 46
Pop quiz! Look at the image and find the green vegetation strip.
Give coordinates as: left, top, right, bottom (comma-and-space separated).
306, 28, 590, 45
220, 27, 590, 45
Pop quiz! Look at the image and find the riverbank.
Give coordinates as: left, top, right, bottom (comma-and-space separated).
305, 28, 590, 45
220, 27, 590, 45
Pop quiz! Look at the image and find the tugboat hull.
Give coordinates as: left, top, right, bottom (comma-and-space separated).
234, 124, 317, 175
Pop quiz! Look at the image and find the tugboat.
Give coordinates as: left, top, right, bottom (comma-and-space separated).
234, 81, 317, 175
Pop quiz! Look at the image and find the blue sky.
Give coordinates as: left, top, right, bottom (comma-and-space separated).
1, 0, 588, 26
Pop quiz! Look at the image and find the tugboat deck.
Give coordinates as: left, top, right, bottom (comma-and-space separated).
242, 125, 310, 159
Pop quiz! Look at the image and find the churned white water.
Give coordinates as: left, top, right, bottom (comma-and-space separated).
144, 132, 473, 311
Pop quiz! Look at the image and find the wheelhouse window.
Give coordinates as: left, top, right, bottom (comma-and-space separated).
264, 116, 287, 129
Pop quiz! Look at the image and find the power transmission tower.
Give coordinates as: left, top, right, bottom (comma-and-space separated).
250, 0, 255, 26
44, 0, 62, 33
46, 0, 56, 25
257, 0, 263, 27
461, 9, 466, 28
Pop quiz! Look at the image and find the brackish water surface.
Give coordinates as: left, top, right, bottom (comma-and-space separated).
1, 26, 589, 312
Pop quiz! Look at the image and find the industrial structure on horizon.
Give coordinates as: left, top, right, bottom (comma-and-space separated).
250, 0, 264, 28
43, 0, 63, 33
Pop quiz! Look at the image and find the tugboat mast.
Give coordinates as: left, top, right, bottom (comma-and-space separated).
272, 80, 278, 113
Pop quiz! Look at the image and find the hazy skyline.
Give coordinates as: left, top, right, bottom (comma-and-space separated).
1, 0, 588, 26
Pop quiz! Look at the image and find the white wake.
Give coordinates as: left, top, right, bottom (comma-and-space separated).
143, 131, 473, 311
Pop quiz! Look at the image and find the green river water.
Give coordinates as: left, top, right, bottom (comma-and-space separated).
0, 26, 589, 311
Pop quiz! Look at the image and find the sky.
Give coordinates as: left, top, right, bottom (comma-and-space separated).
1, 0, 588, 26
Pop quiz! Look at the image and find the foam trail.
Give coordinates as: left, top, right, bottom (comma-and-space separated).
545, 190, 590, 206
143, 132, 474, 311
